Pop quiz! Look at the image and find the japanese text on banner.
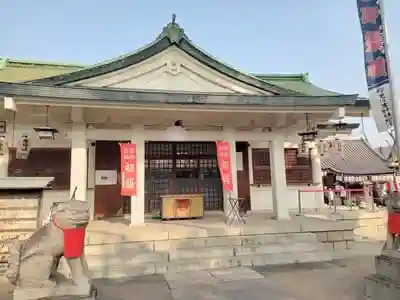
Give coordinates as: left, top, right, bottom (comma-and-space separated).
120, 143, 137, 196
216, 141, 233, 191
357, 0, 394, 132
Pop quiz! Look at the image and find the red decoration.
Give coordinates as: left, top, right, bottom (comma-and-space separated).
360, 6, 379, 25
120, 143, 137, 196
388, 213, 400, 234
216, 141, 233, 191
52, 217, 86, 259
364, 30, 383, 52
367, 57, 388, 78
62, 227, 86, 258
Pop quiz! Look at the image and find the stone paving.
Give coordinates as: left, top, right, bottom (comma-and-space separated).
0, 256, 377, 300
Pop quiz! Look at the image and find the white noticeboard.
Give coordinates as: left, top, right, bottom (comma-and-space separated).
95, 170, 118, 185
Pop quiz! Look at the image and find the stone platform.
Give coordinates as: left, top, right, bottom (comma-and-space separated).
364, 255, 400, 300
1, 212, 383, 278
55, 213, 379, 279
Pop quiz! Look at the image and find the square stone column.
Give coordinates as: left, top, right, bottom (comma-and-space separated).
310, 142, 324, 209
130, 126, 145, 226
222, 128, 238, 217
70, 122, 88, 201
269, 136, 290, 219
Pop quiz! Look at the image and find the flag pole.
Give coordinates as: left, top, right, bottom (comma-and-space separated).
380, 0, 400, 163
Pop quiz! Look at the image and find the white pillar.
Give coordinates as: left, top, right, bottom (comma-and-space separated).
130, 126, 145, 226
269, 136, 290, 219
222, 128, 238, 217
0, 139, 9, 177
310, 143, 324, 209
248, 144, 254, 185
70, 122, 88, 201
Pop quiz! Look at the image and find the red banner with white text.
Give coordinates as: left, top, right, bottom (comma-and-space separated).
120, 143, 137, 196
216, 141, 233, 191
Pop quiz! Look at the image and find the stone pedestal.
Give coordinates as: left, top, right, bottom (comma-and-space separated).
364, 255, 400, 300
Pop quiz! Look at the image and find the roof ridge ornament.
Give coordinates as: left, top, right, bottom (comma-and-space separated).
159, 13, 186, 44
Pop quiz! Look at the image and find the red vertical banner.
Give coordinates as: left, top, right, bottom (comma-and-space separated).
216, 141, 233, 191
120, 143, 137, 196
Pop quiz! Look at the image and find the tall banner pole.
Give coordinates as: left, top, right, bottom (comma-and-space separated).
356, 0, 399, 159
379, 0, 400, 162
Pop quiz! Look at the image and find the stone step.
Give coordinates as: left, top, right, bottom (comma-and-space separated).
84, 232, 319, 256
56, 238, 330, 279
242, 232, 318, 246
85, 251, 169, 267
84, 241, 154, 256
375, 255, 400, 280
84, 240, 323, 262
364, 274, 400, 300
168, 242, 322, 261
72, 250, 335, 279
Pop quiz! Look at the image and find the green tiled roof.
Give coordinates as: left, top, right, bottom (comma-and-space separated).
255, 73, 340, 96
0, 58, 84, 83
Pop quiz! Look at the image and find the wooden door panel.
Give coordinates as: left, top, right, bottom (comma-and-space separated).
94, 184, 124, 218
236, 142, 251, 212
94, 141, 127, 218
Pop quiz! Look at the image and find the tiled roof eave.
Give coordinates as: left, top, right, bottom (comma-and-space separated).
0, 81, 359, 106
321, 167, 394, 176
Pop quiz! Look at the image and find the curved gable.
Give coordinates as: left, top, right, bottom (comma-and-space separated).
28, 20, 294, 95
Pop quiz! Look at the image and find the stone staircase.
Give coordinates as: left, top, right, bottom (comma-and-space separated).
59, 232, 334, 279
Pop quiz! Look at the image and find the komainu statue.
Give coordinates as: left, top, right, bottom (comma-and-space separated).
6, 200, 97, 300
382, 191, 400, 255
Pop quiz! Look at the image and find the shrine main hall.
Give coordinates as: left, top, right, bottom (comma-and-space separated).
0, 18, 368, 224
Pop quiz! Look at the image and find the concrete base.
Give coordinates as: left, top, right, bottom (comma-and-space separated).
364, 274, 400, 300
364, 255, 400, 300
13, 282, 95, 300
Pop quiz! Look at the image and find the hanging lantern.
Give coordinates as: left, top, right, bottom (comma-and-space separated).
165, 120, 187, 141
297, 113, 318, 144
331, 138, 343, 154
33, 106, 59, 140
16, 134, 30, 160
33, 125, 59, 140
318, 140, 330, 155
297, 141, 309, 157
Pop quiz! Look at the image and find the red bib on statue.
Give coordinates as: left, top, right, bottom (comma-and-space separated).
62, 227, 86, 258
388, 213, 400, 234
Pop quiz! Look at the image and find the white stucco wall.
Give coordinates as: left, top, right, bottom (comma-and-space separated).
248, 141, 324, 213
250, 185, 322, 212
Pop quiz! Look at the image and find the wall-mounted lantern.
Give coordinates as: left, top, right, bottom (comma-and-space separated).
16, 134, 30, 160
0, 136, 7, 156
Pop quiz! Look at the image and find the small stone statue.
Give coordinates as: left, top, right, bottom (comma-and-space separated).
382, 191, 400, 256
6, 200, 97, 300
